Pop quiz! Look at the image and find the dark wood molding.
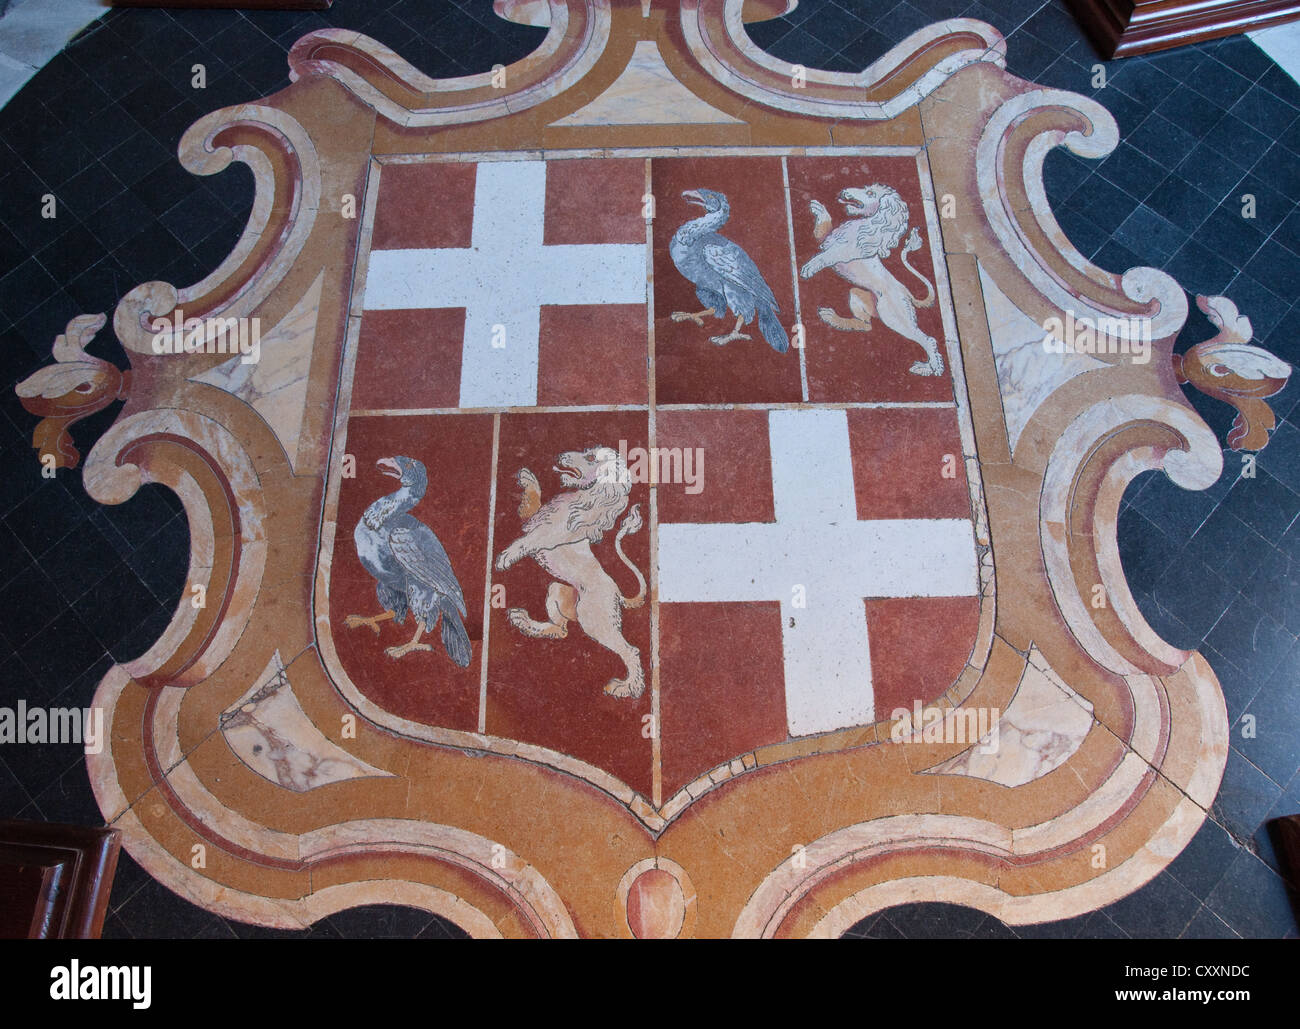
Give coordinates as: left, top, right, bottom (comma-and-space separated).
0, 821, 121, 939
1273, 815, 1300, 884
1066, 0, 1300, 58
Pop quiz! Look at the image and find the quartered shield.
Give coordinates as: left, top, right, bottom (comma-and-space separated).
22, 0, 1290, 937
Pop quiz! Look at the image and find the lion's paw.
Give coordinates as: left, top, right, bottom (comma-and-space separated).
910, 355, 944, 377
603, 678, 645, 700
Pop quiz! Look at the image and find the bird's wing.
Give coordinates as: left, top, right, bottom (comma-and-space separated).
388, 522, 468, 617
695, 285, 727, 315
702, 240, 779, 311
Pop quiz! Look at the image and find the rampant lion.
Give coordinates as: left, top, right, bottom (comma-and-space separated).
495, 446, 647, 699
799, 184, 944, 377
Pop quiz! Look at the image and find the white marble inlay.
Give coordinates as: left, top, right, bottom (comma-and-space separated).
553, 39, 744, 126
978, 262, 1105, 453
0, 0, 105, 67
192, 273, 322, 471
925, 646, 1095, 787
658, 408, 979, 737
1251, 21, 1300, 84
221, 652, 393, 793
364, 160, 646, 408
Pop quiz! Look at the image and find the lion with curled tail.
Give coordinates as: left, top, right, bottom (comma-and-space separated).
495, 446, 647, 699
799, 184, 944, 377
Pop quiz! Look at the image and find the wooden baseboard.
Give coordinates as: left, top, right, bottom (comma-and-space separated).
1066, 0, 1300, 58
0, 821, 120, 939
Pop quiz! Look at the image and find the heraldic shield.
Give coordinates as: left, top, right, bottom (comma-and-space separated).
18, 0, 1294, 937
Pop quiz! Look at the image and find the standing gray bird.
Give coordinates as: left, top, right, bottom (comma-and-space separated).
345, 455, 472, 665
668, 188, 788, 352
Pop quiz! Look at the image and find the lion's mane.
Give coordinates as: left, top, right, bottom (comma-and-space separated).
523, 452, 631, 545
853, 186, 910, 259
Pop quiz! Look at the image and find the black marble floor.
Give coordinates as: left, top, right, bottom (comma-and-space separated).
0, 0, 1296, 939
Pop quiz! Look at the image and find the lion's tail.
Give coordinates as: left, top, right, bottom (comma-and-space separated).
900, 227, 936, 309
614, 504, 647, 609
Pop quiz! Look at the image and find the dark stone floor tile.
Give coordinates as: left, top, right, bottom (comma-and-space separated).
1231, 82, 1300, 138
0, 561, 61, 650
224, 918, 312, 940
1163, 238, 1236, 297
1128, 113, 1200, 170
1173, 140, 1243, 202
113, 873, 232, 939
0, 258, 59, 326
1110, 58, 1180, 107
1221, 273, 1290, 343
1105, 870, 1201, 938
846, 910, 907, 938
1186, 54, 1256, 109
1211, 746, 1283, 843
1251, 144, 1300, 208
1168, 816, 1242, 900
323, 903, 438, 940
110, 599, 174, 663
100, 910, 133, 940
15, 607, 107, 703
1118, 506, 1181, 592
416, 914, 475, 940
1005, 29, 1059, 81
1065, 173, 1136, 235
1198, 202, 1268, 268
867, 901, 989, 940
1132, 466, 1228, 542
72, 560, 161, 655
1181, 905, 1241, 938
1206, 848, 1298, 938
1211, 38, 1275, 83
1205, 645, 1263, 724
1216, 469, 1299, 542
1012, 912, 1092, 939
1259, 63, 1300, 109
1158, 89, 1227, 139
1097, 142, 1167, 202
1189, 505, 1270, 584
107, 847, 154, 913
1202, 112, 1274, 171
799, 0, 868, 50
1203, 595, 1293, 687
29, 759, 103, 827
1256, 420, 1300, 498
1092, 238, 1144, 277
0, 748, 34, 818
2, 477, 86, 558
1238, 640, 1300, 788
1052, 202, 1109, 259
1074, 910, 1130, 939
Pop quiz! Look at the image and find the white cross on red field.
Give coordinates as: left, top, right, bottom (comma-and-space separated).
657, 408, 979, 737
363, 160, 646, 408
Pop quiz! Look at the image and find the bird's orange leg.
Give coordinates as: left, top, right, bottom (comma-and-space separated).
671, 308, 713, 326
710, 315, 752, 346
385, 624, 433, 660
344, 610, 396, 634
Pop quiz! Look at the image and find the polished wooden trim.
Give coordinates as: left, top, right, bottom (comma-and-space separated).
1066, 0, 1300, 58
1271, 815, 1300, 891
0, 821, 121, 939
